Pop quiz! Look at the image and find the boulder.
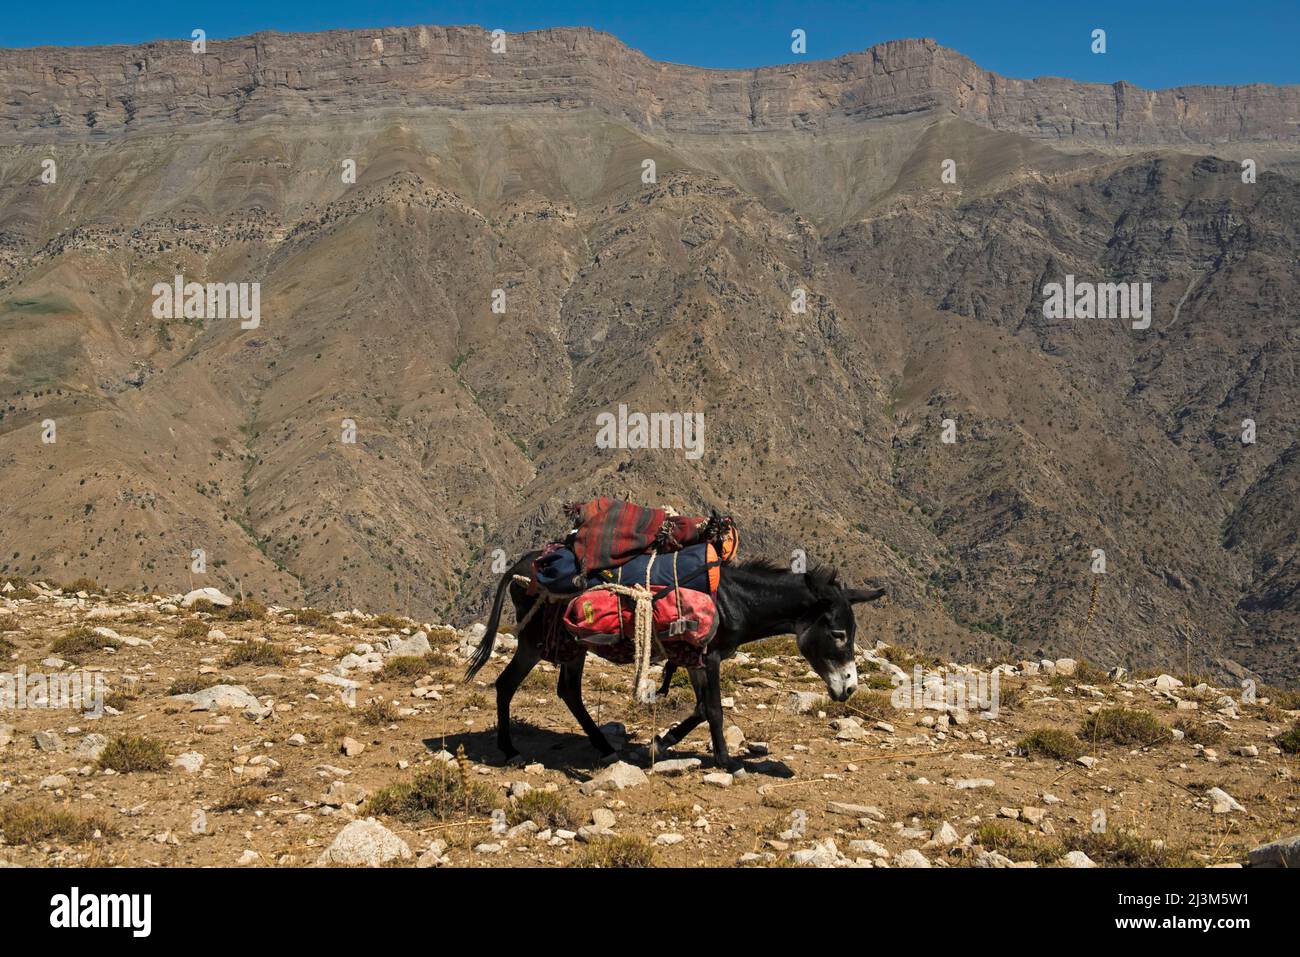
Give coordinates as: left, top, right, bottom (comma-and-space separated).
173, 751, 205, 773
181, 588, 234, 608
172, 684, 269, 718
1207, 787, 1245, 814
1058, 850, 1098, 868
650, 757, 702, 776
896, 848, 931, 868
579, 761, 647, 794
316, 818, 412, 867
784, 691, 823, 714
1247, 834, 1300, 868
386, 632, 432, 657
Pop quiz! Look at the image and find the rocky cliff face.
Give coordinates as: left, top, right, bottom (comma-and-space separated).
1, 28, 1296, 144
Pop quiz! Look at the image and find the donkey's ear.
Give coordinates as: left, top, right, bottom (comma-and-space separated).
844, 585, 888, 604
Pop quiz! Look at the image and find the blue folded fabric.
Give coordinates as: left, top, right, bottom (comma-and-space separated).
586, 543, 713, 595
533, 545, 586, 594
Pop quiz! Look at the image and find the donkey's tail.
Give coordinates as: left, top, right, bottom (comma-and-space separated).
464, 570, 516, 682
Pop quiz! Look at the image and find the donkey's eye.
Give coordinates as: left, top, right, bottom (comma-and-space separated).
830, 629, 849, 645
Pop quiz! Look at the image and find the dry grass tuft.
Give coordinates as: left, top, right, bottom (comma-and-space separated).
221, 640, 286, 667
366, 750, 500, 822
508, 789, 577, 829
1018, 727, 1085, 761
570, 835, 656, 868
0, 801, 113, 844
97, 735, 168, 773
1079, 708, 1171, 747
51, 625, 118, 659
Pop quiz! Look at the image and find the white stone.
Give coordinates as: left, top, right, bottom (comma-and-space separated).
181, 588, 234, 608
316, 818, 412, 867
1207, 787, 1245, 814
896, 848, 931, 868
173, 751, 205, 773
1058, 850, 1098, 868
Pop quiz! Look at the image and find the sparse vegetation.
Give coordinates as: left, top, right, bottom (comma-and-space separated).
996, 683, 1023, 710
167, 673, 221, 695
570, 835, 655, 868
1262, 686, 1300, 711
819, 690, 893, 720
0, 576, 1292, 869
1062, 828, 1194, 867
1079, 708, 1171, 747
222, 640, 286, 667
97, 735, 168, 773
0, 802, 112, 844
360, 698, 401, 725
62, 576, 101, 594
879, 644, 944, 670
104, 687, 136, 712
1172, 717, 1223, 746
175, 619, 208, 639
220, 598, 267, 622
973, 821, 1063, 864
508, 789, 577, 829
367, 751, 499, 822
1071, 660, 1111, 684
51, 625, 118, 659
1018, 727, 1085, 761
382, 655, 431, 679
1274, 722, 1300, 754
1050, 659, 1111, 688
748, 635, 799, 657
213, 787, 270, 812
290, 608, 342, 632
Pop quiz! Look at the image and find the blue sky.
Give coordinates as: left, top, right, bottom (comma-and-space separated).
2, 1, 1296, 89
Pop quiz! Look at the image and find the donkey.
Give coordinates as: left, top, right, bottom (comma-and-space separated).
464, 554, 888, 769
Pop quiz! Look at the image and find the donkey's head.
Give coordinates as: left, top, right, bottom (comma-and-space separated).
795, 568, 888, 701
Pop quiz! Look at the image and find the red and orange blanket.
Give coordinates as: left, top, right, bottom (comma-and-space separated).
527, 498, 738, 670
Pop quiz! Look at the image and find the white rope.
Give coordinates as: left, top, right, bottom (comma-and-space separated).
514, 568, 659, 705
510, 573, 552, 632
586, 578, 656, 704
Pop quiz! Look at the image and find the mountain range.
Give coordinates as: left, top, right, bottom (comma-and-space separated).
1, 26, 1298, 684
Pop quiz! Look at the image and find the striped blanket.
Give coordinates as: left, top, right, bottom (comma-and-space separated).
565, 497, 710, 573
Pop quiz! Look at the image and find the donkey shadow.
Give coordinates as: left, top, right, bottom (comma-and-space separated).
424, 722, 606, 774
423, 720, 795, 779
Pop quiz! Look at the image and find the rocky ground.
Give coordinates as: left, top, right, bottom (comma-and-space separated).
1, 579, 1297, 868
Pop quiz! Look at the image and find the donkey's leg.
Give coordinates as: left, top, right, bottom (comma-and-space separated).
494, 639, 542, 760
655, 669, 706, 752
557, 654, 615, 757
701, 654, 733, 769
657, 662, 678, 697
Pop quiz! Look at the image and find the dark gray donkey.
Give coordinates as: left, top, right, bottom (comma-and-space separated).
464, 554, 887, 768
